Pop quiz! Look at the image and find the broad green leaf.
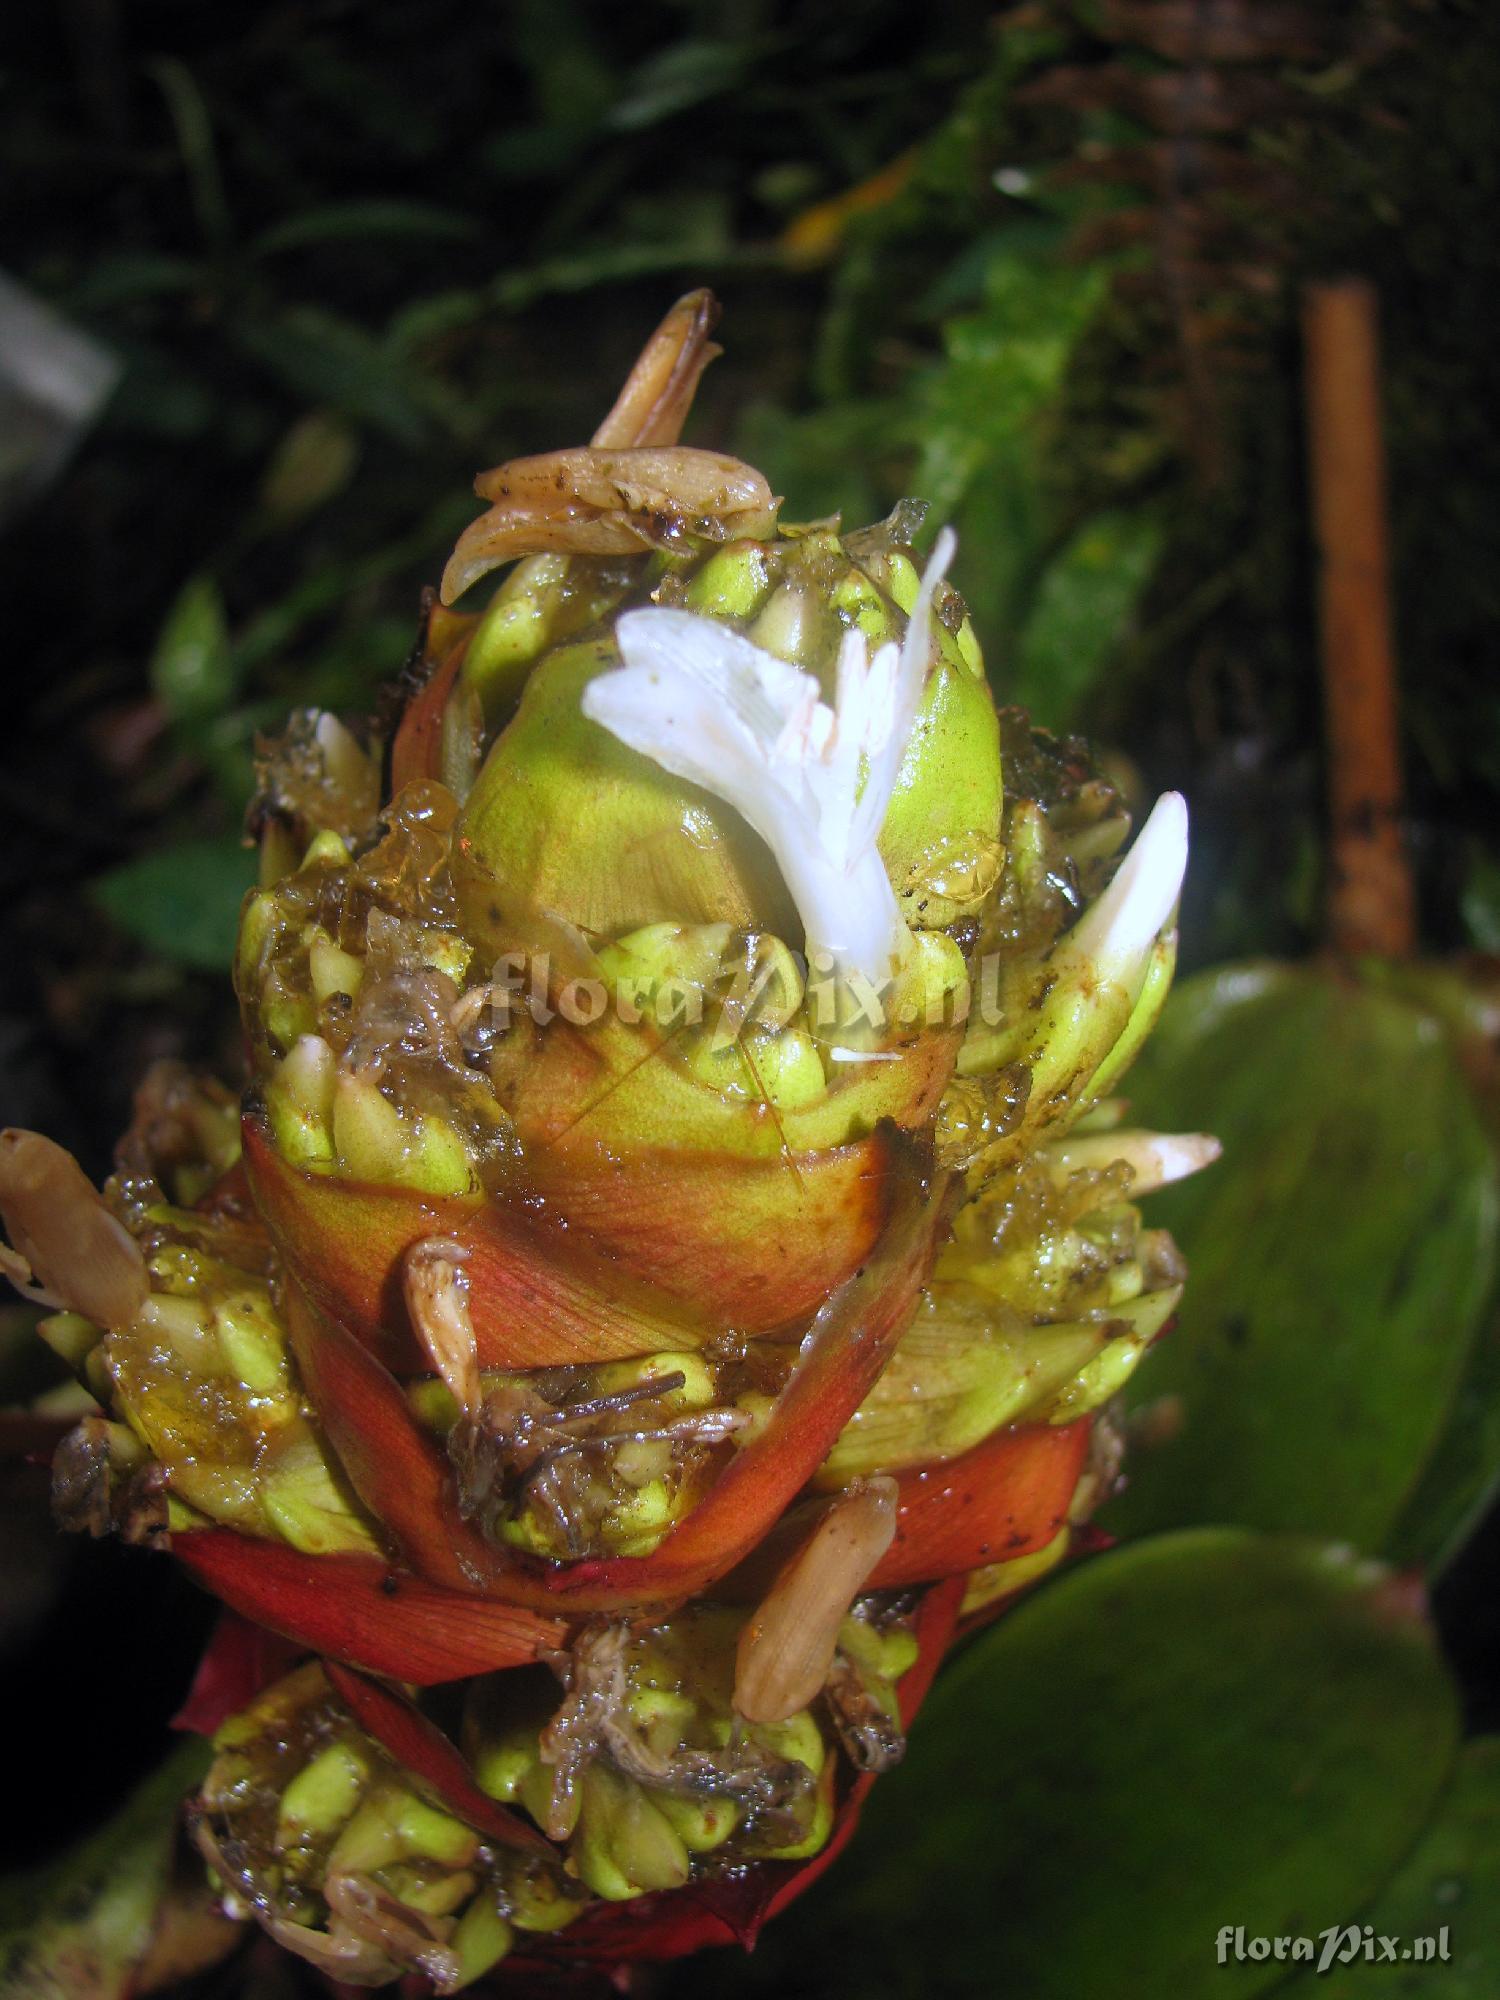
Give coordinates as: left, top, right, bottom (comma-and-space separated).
1385, 1308, 1500, 1574
92, 838, 255, 972
1013, 506, 1164, 727
1280, 1739, 1500, 1996
1360, 962, 1500, 1568
0, 1738, 210, 1999
1104, 963, 1499, 1556
752, 1532, 1458, 2000
149, 575, 235, 728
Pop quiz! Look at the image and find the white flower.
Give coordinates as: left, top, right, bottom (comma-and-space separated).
1066, 790, 1189, 987
582, 530, 957, 984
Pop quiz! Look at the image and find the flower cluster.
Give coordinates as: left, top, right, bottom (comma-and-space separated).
0, 293, 1211, 1990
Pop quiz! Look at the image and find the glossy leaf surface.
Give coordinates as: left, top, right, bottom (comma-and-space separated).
1104, 963, 1499, 1555
753, 1530, 1459, 2000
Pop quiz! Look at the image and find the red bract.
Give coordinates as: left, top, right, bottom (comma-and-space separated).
323, 1663, 551, 1855
246, 1107, 908, 1353
279, 1140, 951, 1613
244, 1114, 695, 1373
168, 1415, 1081, 1693
173, 1533, 567, 1684
871, 1419, 1091, 1588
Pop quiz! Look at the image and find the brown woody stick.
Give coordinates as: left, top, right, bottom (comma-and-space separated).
1302, 278, 1416, 958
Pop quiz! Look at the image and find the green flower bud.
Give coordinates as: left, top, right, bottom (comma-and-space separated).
573, 1765, 691, 1901
454, 641, 793, 950
450, 1895, 515, 1984
276, 1737, 372, 1846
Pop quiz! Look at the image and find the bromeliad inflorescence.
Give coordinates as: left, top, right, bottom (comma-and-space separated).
0, 292, 1214, 1991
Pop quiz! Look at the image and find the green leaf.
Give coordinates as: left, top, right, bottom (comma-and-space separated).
251, 199, 483, 256
1385, 1309, 1500, 1574
1280, 1738, 1500, 1996
608, 39, 756, 133
92, 838, 256, 972
913, 252, 1108, 523
256, 411, 360, 525
1013, 507, 1164, 727
63, 255, 207, 312
146, 59, 231, 256
758, 1532, 1459, 2000
1461, 843, 1500, 953
1104, 963, 1500, 1557
489, 194, 742, 313
149, 575, 236, 728
734, 398, 890, 529
1361, 962, 1500, 1569
0, 1738, 210, 2000
231, 307, 436, 446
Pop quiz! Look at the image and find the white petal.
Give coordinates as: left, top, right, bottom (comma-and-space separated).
582, 534, 962, 985
1046, 1128, 1221, 1195
1068, 791, 1189, 988
613, 607, 815, 747
852, 526, 955, 852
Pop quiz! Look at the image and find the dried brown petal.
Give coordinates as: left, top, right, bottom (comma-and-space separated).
440, 447, 777, 604
734, 1480, 897, 1724
590, 289, 722, 450
0, 1128, 148, 1330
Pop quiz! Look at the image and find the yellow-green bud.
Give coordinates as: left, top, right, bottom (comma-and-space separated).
276, 1738, 371, 1846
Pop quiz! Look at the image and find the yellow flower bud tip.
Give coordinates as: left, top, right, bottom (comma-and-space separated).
688, 1023, 827, 1108
314, 712, 374, 796
266, 1036, 336, 1169
471, 1735, 540, 1804
829, 566, 895, 644
37, 1310, 103, 1374
394, 1795, 481, 1867
595, 921, 733, 1008
648, 1789, 740, 1853
258, 1433, 382, 1556
451, 1897, 515, 1983
276, 1739, 371, 1845
465, 552, 568, 699
752, 1704, 836, 1784
582, 531, 959, 988
331, 1073, 475, 1196
683, 540, 774, 619
574, 1767, 691, 1901
308, 933, 363, 1004
215, 1291, 291, 1396
328, 1795, 406, 1875
300, 827, 351, 870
